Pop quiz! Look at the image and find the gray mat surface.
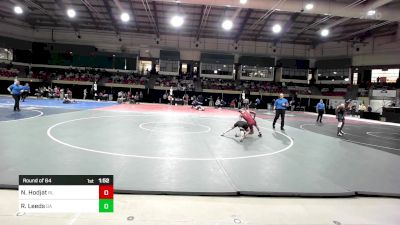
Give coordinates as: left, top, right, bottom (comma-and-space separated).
1, 108, 400, 197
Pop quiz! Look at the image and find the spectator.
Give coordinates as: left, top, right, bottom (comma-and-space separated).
66, 88, 72, 99
215, 97, 221, 108
163, 91, 167, 103
21, 83, 30, 102
63, 94, 76, 104
60, 88, 64, 100
230, 99, 237, 108
54, 86, 60, 99
208, 96, 214, 107
139, 91, 143, 101
183, 93, 189, 105
255, 98, 261, 109
368, 105, 372, 112
243, 98, 249, 109
197, 95, 204, 104
359, 103, 366, 118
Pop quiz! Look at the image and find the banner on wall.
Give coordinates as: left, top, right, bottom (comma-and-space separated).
372, 90, 396, 98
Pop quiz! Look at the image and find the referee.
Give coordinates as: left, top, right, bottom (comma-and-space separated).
316, 99, 326, 123
273, 93, 289, 130
7, 80, 24, 112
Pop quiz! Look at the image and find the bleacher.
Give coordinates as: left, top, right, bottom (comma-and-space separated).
154, 76, 194, 91
0, 68, 19, 77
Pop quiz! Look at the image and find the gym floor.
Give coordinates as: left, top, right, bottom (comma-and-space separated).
1, 96, 399, 197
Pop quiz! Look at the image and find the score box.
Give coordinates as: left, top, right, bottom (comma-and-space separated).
18, 175, 113, 213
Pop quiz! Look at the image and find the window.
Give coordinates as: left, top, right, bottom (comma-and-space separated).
160, 60, 179, 73
0, 48, 13, 61
201, 63, 233, 75
181, 64, 188, 74
282, 68, 308, 80
241, 66, 274, 79
371, 69, 399, 83
317, 68, 350, 81
353, 73, 358, 85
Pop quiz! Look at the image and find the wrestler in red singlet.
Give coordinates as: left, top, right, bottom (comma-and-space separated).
239, 109, 262, 137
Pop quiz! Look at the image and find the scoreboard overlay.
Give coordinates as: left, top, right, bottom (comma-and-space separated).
18, 175, 113, 213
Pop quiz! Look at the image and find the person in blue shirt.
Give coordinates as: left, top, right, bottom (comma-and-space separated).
21, 83, 30, 102
255, 98, 261, 109
273, 93, 289, 130
316, 99, 326, 123
7, 80, 24, 111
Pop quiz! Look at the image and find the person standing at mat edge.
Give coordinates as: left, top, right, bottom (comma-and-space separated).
316, 99, 326, 123
336, 100, 351, 136
7, 80, 24, 111
273, 93, 289, 130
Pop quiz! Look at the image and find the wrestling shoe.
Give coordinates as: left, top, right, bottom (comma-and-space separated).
258, 133, 262, 137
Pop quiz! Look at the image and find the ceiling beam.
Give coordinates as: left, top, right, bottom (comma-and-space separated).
80, 0, 100, 29
154, 0, 399, 22
335, 22, 398, 42
275, 12, 300, 43
234, 9, 253, 43
141, 0, 160, 37
54, 0, 79, 32
128, 0, 140, 31
195, 5, 206, 40
291, 15, 322, 42
253, 16, 269, 42
102, 0, 120, 35
152, 1, 160, 37
29, 0, 59, 26
195, 5, 212, 41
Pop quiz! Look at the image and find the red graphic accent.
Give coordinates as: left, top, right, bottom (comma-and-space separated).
99, 185, 114, 199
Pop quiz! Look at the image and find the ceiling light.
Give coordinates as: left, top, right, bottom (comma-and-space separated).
320, 28, 329, 37
222, 19, 233, 30
14, 6, 23, 15
170, 15, 184, 27
367, 10, 376, 16
240, 0, 248, 4
305, 3, 314, 10
344, 78, 349, 82
333, 71, 337, 74
67, 9, 76, 18
120, 12, 130, 22
272, 24, 282, 33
